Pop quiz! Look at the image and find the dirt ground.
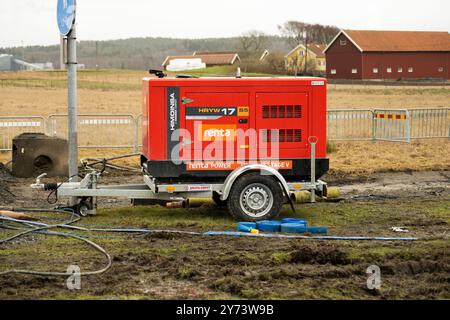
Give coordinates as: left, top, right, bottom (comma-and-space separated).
0, 169, 449, 300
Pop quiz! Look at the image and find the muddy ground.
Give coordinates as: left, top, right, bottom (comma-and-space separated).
2, 169, 449, 209
0, 169, 449, 299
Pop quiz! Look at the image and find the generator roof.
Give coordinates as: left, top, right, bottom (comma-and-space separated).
143, 77, 326, 87
162, 53, 240, 67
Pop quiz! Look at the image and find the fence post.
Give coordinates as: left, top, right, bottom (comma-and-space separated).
371, 110, 376, 141
134, 115, 139, 153
405, 110, 411, 143
308, 137, 318, 204
448, 108, 450, 139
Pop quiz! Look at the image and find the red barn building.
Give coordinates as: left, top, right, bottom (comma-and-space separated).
324, 30, 450, 80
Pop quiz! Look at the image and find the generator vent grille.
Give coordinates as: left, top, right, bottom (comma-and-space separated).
262, 129, 302, 143
262, 105, 302, 118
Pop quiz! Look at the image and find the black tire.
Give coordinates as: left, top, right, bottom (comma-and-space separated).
227, 172, 284, 222
76, 199, 92, 217
212, 192, 227, 207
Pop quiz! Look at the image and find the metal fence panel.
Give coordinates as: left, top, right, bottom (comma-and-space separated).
327, 109, 374, 141
47, 114, 137, 149
0, 116, 46, 151
409, 108, 449, 139
373, 109, 411, 142
136, 114, 143, 150
1, 109, 448, 152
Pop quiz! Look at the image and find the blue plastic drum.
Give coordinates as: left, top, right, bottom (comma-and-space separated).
280, 223, 308, 234
237, 222, 257, 229
237, 222, 257, 233
281, 218, 307, 226
256, 220, 282, 232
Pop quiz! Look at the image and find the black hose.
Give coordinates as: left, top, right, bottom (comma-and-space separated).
0, 208, 112, 277
81, 153, 141, 173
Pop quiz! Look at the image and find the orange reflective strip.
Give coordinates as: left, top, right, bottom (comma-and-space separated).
376, 114, 406, 120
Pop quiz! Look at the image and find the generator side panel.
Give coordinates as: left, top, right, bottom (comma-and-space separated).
141, 80, 150, 159
311, 82, 327, 159
145, 84, 168, 161
255, 90, 309, 160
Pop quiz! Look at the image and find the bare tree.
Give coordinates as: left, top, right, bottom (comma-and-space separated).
239, 30, 269, 59
278, 21, 308, 47
278, 21, 339, 46
278, 21, 339, 75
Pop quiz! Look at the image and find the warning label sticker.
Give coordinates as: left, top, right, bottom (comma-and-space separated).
186, 107, 249, 120
187, 185, 212, 192
186, 160, 293, 171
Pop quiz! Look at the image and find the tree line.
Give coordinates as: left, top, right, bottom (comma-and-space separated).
0, 21, 339, 72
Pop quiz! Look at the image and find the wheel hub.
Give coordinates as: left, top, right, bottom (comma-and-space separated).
240, 183, 273, 217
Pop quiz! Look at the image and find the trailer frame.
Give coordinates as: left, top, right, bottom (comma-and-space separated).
31, 164, 327, 217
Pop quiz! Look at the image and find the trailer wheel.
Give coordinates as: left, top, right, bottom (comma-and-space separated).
76, 198, 93, 217
76, 201, 91, 217
227, 172, 283, 222
212, 192, 227, 207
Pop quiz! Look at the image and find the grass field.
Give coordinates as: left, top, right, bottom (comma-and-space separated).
0, 69, 449, 117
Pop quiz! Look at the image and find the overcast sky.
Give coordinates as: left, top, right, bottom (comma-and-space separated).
0, 0, 449, 48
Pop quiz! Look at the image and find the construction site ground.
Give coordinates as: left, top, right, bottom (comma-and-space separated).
0, 168, 449, 299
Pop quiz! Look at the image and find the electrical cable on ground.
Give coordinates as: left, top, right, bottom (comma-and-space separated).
0, 208, 419, 278
81, 153, 141, 173
45, 174, 83, 205
0, 209, 112, 277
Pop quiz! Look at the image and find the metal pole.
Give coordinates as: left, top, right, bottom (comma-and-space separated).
67, 25, 78, 205
21, 40, 25, 62
304, 31, 308, 75
310, 141, 316, 203
60, 36, 65, 70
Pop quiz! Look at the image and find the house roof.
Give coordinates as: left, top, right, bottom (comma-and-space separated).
307, 44, 326, 57
162, 55, 196, 67
285, 43, 327, 59
198, 53, 240, 65
324, 30, 450, 53
162, 52, 240, 67
193, 51, 235, 56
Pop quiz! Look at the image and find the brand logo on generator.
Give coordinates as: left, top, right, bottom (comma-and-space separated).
198, 124, 237, 141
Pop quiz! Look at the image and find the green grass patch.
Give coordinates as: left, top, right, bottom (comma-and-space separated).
81, 205, 235, 231
270, 252, 292, 265
327, 141, 338, 154
427, 202, 450, 223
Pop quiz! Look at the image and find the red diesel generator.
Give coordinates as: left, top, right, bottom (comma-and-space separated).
140, 75, 329, 221
32, 74, 329, 221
